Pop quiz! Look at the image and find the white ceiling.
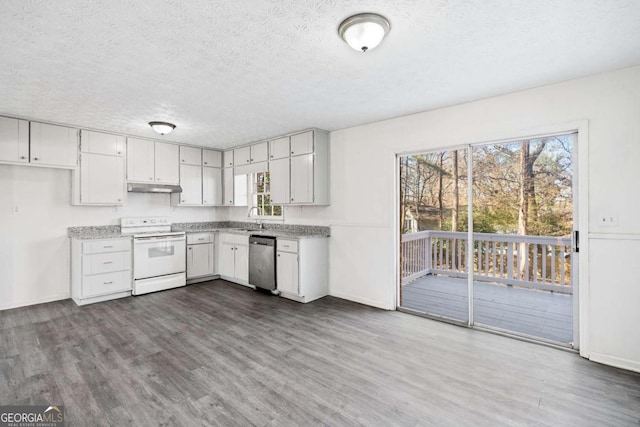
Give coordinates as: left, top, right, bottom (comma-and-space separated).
1, 0, 639, 148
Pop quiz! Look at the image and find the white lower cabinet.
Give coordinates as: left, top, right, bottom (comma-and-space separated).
187, 233, 215, 280
276, 237, 328, 303
71, 237, 132, 305
218, 233, 249, 284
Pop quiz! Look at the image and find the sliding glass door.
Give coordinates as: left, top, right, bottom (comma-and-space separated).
399, 149, 468, 324
399, 132, 577, 346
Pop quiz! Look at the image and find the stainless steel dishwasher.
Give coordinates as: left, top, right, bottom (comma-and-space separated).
249, 235, 277, 291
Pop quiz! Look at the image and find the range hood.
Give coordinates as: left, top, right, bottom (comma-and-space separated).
127, 183, 182, 193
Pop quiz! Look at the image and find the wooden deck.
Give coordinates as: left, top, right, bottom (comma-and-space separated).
401, 275, 573, 344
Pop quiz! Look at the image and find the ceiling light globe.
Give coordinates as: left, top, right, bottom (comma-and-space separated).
148, 121, 176, 135
339, 13, 390, 52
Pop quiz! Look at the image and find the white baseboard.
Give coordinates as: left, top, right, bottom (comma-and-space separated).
329, 291, 394, 310
590, 352, 640, 373
0, 293, 69, 311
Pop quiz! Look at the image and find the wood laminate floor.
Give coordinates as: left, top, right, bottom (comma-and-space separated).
402, 275, 573, 344
1, 280, 639, 426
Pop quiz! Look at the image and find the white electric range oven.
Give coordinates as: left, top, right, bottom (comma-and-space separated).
121, 217, 186, 295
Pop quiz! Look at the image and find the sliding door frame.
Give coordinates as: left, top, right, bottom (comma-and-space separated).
394, 121, 589, 355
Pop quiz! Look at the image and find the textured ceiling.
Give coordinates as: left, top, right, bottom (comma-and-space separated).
1, 0, 639, 148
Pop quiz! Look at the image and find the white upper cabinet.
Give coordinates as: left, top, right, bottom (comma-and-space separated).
127, 139, 179, 184
290, 154, 314, 204
269, 157, 290, 204
269, 136, 290, 160
202, 166, 222, 205
202, 149, 222, 167
223, 150, 234, 167
74, 153, 125, 205
180, 146, 202, 165
251, 142, 269, 163
0, 117, 29, 164
80, 130, 125, 156
234, 146, 251, 165
30, 122, 78, 168
154, 142, 179, 184
290, 131, 313, 156
235, 142, 269, 164
223, 167, 234, 205
178, 164, 202, 205
126, 138, 155, 182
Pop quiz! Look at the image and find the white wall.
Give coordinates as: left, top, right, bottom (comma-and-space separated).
0, 165, 222, 310
229, 65, 640, 372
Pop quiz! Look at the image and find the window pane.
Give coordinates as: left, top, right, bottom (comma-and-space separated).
273, 205, 282, 216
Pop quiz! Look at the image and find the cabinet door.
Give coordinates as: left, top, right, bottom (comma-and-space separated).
202, 149, 222, 167
219, 243, 235, 277
30, 122, 78, 167
223, 150, 234, 167
269, 136, 290, 160
290, 154, 314, 204
0, 117, 29, 163
155, 142, 180, 184
277, 251, 299, 295
270, 157, 290, 204
187, 243, 213, 279
180, 146, 202, 165
80, 153, 125, 204
126, 138, 155, 182
179, 164, 202, 205
81, 130, 125, 156
223, 167, 234, 205
202, 167, 222, 205
251, 142, 269, 163
234, 146, 251, 165
234, 245, 249, 282
290, 131, 313, 156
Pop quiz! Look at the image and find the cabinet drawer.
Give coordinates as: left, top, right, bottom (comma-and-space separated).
83, 251, 131, 275
83, 238, 130, 254
220, 233, 249, 245
187, 233, 213, 244
277, 239, 298, 253
83, 270, 131, 297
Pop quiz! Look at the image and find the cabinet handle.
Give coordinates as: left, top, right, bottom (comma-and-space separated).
156, 178, 160, 181
33, 157, 39, 161
181, 200, 185, 203
198, 238, 205, 241
117, 199, 121, 202
291, 151, 294, 155
103, 261, 113, 264
20, 156, 25, 160
188, 247, 192, 250
204, 162, 207, 165
291, 198, 294, 201
277, 254, 280, 257
229, 200, 232, 203
103, 245, 113, 248
181, 159, 185, 162
103, 281, 113, 284
246, 159, 250, 163
149, 177, 153, 181
203, 200, 207, 203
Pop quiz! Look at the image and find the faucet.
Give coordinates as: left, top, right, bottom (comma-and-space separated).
247, 207, 264, 229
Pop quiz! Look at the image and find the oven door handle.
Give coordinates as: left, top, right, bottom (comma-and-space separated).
134, 236, 186, 243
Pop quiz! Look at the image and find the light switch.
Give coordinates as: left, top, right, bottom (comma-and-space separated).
599, 214, 618, 227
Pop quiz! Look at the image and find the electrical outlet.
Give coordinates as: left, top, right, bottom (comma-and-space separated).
12, 205, 19, 214
599, 214, 618, 227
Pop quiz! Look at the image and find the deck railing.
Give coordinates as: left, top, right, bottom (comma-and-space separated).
401, 230, 572, 294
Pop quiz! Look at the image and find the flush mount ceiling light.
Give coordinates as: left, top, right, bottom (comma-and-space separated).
338, 13, 390, 52
148, 121, 176, 135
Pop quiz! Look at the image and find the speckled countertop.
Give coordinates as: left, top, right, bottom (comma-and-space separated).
68, 221, 330, 240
